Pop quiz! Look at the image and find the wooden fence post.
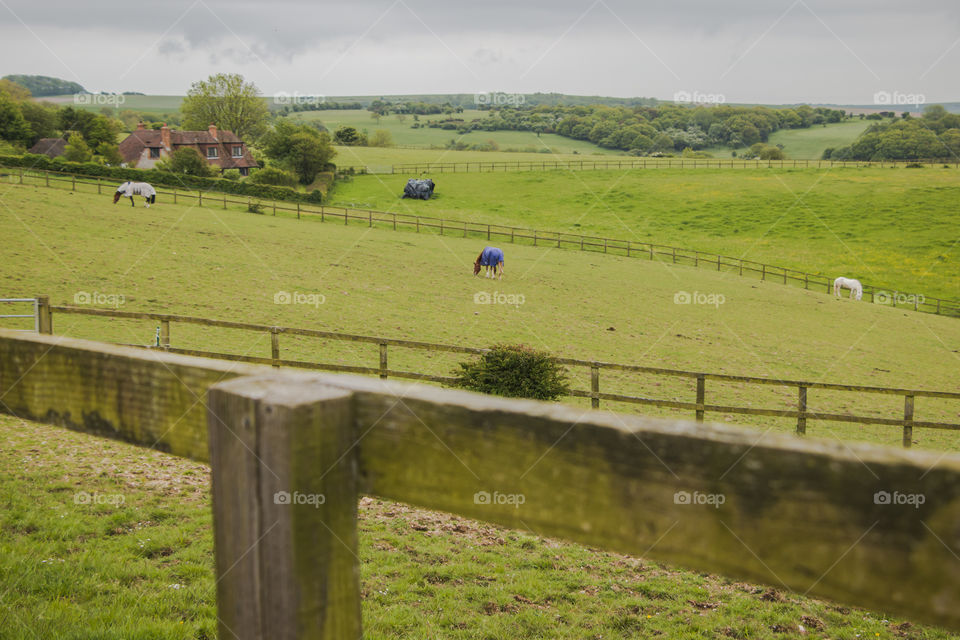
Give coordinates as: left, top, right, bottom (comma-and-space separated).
590, 365, 600, 409
271, 327, 280, 368
97, 178, 101, 194
903, 395, 915, 448
174, 188, 177, 204
207, 375, 362, 640
37, 295, 52, 335
797, 386, 807, 435
297, 203, 301, 220
199, 192, 203, 207
223, 194, 227, 209
695, 375, 705, 422
379, 343, 388, 379
72, 175, 76, 191
160, 320, 170, 349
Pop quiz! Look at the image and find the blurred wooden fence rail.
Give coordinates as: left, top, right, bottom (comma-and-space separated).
36, 297, 960, 448
4, 165, 959, 318
392, 157, 960, 173
3, 329, 960, 637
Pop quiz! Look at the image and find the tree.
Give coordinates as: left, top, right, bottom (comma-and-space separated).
248, 166, 299, 187
333, 125, 364, 145
368, 129, 393, 147
261, 120, 336, 184
95, 142, 124, 166
57, 106, 119, 147
63, 132, 92, 162
181, 73, 269, 141
156, 147, 217, 176
19, 101, 58, 144
0, 92, 33, 146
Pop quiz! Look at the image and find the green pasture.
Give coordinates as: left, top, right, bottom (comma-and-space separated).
766, 119, 873, 158
286, 108, 623, 155
3, 415, 946, 639
1, 183, 959, 450
328, 166, 960, 301
2, 180, 960, 638
331, 144, 630, 171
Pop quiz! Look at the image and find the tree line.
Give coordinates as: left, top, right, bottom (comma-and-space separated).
826, 106, 960, 161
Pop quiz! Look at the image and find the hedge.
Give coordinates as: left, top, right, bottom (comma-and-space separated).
0, 154, 328, 204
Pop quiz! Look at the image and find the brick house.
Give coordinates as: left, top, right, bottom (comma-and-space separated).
118, 123, 258, 175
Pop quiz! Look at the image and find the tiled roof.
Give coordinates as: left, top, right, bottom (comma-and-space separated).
28, 137, 67, 157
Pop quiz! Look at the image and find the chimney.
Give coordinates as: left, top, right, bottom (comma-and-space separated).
136, 121, 145, 130
208, 123, 217, 139
160, 123, 171, 150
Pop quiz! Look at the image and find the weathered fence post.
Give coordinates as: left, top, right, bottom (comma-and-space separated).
97, 178, 101, 194
199, 192, 203, 207
37, 295, 52, 335
207, 375, 362, 640
590, 365, 600, 409
379, 343, 388, 379
160, 320, 170, 349
797, 386, 807, 435
271, 327, 280, 368
695, 375, 705, 422
174, 188, 178, 204
903, 395, 915, 448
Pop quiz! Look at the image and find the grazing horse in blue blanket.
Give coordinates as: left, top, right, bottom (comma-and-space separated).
113, 181, 156, 207
474, 246, 504, 279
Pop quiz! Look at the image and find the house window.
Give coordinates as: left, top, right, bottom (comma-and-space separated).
232, 146, 243, 158
207, 147, 219, 159
239, 167, 249, 177
149, 147, 160, 159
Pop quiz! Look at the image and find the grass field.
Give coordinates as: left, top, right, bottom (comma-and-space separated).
327, 166, 960, 301
40, 94, 184, 117
3, 178, 960, 638
766, 120, 874, 159
4, 414, 946, 640
331, 145, 631, 171
288, 108, 623, 156
2, 182, 959, 447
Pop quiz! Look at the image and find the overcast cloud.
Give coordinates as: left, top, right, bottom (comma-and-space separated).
0, 0, 957, 103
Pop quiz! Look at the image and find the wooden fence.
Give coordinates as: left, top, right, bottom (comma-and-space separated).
38, 297, 960, 448
3, 329, 960, 636
391, 157, 960, 174
5, 166, 959, 318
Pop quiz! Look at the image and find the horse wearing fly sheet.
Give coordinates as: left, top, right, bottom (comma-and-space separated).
113, 182, 157, 208
474, 247, 504, 280
833, 276, 863, 301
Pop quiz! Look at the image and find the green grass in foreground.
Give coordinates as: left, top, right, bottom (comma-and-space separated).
327, 166, 960, 301
1, 183, 959, 451
1, 415, 950, 639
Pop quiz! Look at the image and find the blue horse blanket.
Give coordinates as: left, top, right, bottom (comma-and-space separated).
479, 246, 504, 266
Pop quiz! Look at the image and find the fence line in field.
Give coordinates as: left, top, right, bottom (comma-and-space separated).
37, 297, 960, 448
390, 157, 960, 174
4, 329, 960, 635
5, 165, 959, 319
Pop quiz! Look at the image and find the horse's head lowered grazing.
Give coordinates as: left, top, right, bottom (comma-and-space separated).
473, 260, 482, 276
113, 182, 129, 204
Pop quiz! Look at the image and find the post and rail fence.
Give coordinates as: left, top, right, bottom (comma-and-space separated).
3, 329, 960, 637
390, 157, 960, 174
22, 296, 960, 449
3, 165, 958, 319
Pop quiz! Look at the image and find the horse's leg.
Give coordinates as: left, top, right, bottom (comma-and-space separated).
129, 196, 135, 207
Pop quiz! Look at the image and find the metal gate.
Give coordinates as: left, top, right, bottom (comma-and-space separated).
0, 298, 38, 332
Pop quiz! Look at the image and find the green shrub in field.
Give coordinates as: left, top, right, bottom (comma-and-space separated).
248, 166, 298, 187
453, 344, 569, 401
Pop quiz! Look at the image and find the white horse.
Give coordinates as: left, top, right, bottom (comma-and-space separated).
113, 181, 156, 208
833, 277, 863, 301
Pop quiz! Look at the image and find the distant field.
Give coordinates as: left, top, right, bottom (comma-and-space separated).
332, 145, 628, 171
40, 94, 184, 116
698, 120, 873, 160
327, 166, 960, 301
766, 119, 873, 159
287, 109, 623, 155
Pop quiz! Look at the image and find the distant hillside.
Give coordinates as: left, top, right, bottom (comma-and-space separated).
3, 74, 85, 97
317, 93, 659, 109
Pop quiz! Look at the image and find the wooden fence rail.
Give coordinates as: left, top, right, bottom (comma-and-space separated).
391, 157, 960, 174
39, 298, 960, 448
3, 330, 960, 636
5, 166, 959, 318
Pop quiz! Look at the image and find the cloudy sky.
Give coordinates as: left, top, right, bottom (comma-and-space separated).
0, 0, 957, 104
